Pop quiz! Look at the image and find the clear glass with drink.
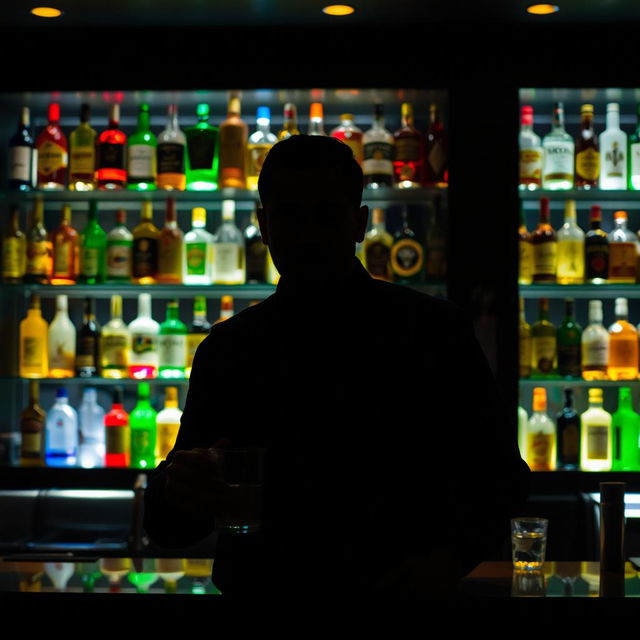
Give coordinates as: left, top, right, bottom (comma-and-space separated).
511, 517, 548, 570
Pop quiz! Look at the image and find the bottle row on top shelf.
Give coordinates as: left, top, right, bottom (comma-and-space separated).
8, 98, 448, 194
519, 101, 640, 192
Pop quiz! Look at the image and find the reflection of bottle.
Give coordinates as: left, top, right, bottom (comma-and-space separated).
526, 387, 556, 471
132, 201, 160, 285
556, 200, 584, 285
128, 293, 160, 379
20, 380, 45, 467
185, 558, 216, 595
78, 562, 102, 593
156, 387, 183, 463
45, 387, 78, 467
531, 298, 556, 378
105, 386, 130, 468
608, 298, 638, 380
101, 295, 129, 379
78, 387, 106, 469
130, 382, 157, 470
48, 294, 76, 378
612, 387, 640, 471
128, 569, 159, 593
99, 557, 131, 593
157, 558, 186, 594
582, 300, 609, 381
556, 388, 580, 470
45, 562, 75, 591
20, 293, 49, 378
18, 562, 44, 592
519, 298, 532, 378
580, 388, 612, 471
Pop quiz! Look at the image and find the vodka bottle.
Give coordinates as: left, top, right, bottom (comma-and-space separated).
78, 387, 106, 468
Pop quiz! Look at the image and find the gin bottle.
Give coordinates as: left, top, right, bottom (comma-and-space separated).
600, 103, 627, 190
542, 102, 574, 190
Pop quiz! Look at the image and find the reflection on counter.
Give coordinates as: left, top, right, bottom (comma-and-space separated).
0, 557, 219, 594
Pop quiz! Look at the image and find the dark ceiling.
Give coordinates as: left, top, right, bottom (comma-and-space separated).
2, 0, 639, 27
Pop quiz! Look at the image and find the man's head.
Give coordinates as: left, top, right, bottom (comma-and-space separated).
257, 134, 369, 282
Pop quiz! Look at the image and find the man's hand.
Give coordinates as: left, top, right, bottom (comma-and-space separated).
164, 448, 230, 517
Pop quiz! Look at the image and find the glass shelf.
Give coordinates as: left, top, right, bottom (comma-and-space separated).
2, 377, 191, 386
520, 378, 640, 387
520, 190, 639, 204
519, 284, 640, 299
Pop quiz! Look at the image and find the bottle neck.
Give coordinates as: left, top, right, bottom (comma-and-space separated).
619, 391, 632, 409
581, 115, 594, 131
138, 297, 152, 319
137, 110, 151, 132
166, 305, 179, 321
607, 110, 620, 129
590, 218, 602, 230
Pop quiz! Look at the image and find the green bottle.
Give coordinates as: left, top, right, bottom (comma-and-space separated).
127, 103, 157, 191
531, 298, 557, 378
557, 298, 582, 378
79, 200, 107, 284
185, 104, 219, 191
129, 382, 157, 469
128, 569, 159, 593
158, 299, 188, 378
628, 104, 640, 190
612, 387, 640, 471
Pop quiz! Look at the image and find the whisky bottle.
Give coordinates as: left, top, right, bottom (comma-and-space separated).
244, 208, 267, 283
213, 200, 245, 285
611, 387, 640, 471
542, 102, 574, 190
575, 104, 599, 190
600, 103, 627, 190
127, 103, 157, 191
20, 380, 46, 466
105, 387, 130, 468
519, 297, 532, 378
106, 209, 133, 282
363, 103, 394, 189
219, 95, 248, 189
24, 196, 49, 285
69, 103, 97, 191
330, 113, 364, 165
247, 106, 277, 191
584, 205, 609, 283
607, 211, 637, 283
519, 105, 542, 191
557, 298, 582, 378
608, 297, 638, 380
184, 207, 215, 285
308, 103, 326, 136
531, 197, 557, 283
155, 387, 182, 464
526, 387, 556, 471
582, 300, 609, 380
36, 103, 68, 191
187, 296, 211, 377
531, 298, 557, 378
130, 382, 157, 470
2, 204, 26, 283
393, 102, 425, 189
76, 298, 101, 378
363, 208, 393, 282
215, 295, 235, 324
185, 103, 219, 191
132, 201, 160, 285
8, 106, 35, 191
19, 293, 49, 378
96, 104, 127, 190
556, 200, 585, 285
390, 206, 424, 284
157, 104, 186, 191
101, 294, 130, 379
51, 204, 79, 285
48, 294, 76, 378
128, 293, 160, 380
580, 388, 612, 472
556, 388, 580, 470
157, 197, 184, 284
423, 103, 448, 188
158, 299, 187, 379
45, 387, 78, 467
79, 200, 107, 285
518, 203, 533, 285
277, 103, 300, 140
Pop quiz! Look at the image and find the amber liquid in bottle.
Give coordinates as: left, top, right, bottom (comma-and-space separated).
20, 380, 46, 466
531, 197, 557, 283
575, 104, 600, 189
218, 96, 248, 189
51, 204, 79, 285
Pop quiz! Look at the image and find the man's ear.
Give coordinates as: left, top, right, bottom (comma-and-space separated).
257, 206, 269, 245
355, 204, 369, 243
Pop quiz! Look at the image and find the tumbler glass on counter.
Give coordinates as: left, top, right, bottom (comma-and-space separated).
511, 517, 548, 570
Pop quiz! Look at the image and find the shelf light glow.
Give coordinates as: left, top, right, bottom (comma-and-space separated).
30, 6, 63, 17
322, 5, 355, 16
527, 4, 559, 15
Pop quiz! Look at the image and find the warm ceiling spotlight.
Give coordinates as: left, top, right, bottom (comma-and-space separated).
526, 4, 559, 14
31, 6, 63, 17
322, 5, 355, 16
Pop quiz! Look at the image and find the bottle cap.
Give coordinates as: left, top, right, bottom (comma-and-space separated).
310, 103, 323, 119
192, 207, 206, 225
615, 297, 628, 316
340, 113, 354, 122
222, 200, 236, 219
48, 103, 60, 123
614, 210, 628, 220
257, 106, 270, 121
196, 103, 209, 118
607, 102, 620, 112
589, 388, 604, 402
521, 105, 534, 125
590, 205, 602, 221
581, 104, 594, 114
56, 387, 68, 399
116, 209, 126, 224
532, 387, 547, 412
221, 295, 234, 311
228, 96, 241, 116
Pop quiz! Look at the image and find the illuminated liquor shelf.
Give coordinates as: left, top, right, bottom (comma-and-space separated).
3, 377, 191, 386
519, 284, 640, 299
520, 378, 640, 388
520, 190, 640, 203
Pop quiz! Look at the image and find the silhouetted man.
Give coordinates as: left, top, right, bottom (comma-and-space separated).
144, 134, 530, 599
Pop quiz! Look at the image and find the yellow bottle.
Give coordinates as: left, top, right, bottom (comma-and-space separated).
155, 387, 182, 464
19, 293, 49, 378
132, 201, 160, 285
526, 387, 556, 471
607, 298, 638, 380
518, 204, 533, 285
556, 199, 585, 284
580, 388, 612, 471
519, 298, 532, 378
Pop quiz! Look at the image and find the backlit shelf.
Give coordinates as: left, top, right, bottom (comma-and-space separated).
520, 378, 640, 387
519, 284, 640, 299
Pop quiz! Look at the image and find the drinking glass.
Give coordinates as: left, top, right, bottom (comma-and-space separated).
511, 517, 548, 570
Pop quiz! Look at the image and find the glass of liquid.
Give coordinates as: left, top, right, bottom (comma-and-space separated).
511, 517, 548, 570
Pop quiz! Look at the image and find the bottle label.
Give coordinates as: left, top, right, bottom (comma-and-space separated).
519, 239, 533, 281
37, 141, 67, 176
215, 244, 242, 276
608, 243, 637, 280
50, 337, 75, 371
187, 333, 207, 369
185, 242, 207, 276
107, 242, 132, 278
70, 145, 96, 175
390, 239, 424, 278
22, 337, 44, 367
561, 422, 580, 463
128, 144, 157, 179
157, 422, 180, 460
587, 425, 609, 460
220, 127, 247, 172
394, 137, 421, 162
363, 142, 393, 176
2, 238, 24, 278
631, 142, 640, 180
20, 429, 42, 457
609, 338, 638, 369
159, 334, 187, 368
10, 146, 32, 182
543, 141, 573, 181
533, 243, 557, 276
557, 344, 581, 377
557, 240, 584, 280
248, 144, 272, 178
53, 242, 71, 275
519, 148, 542, 182
583, 339, 608, 367
103, 335, 129, 367
48, 415, 77, 451
158, 143, 185, 175
26, 241, 48, 276
158, 241, 183, 279
132, 333, 157, 356
76, 336, 98, 368
106, 424, 130, 456
81, 247, 100, 278
586, 244, 608, 279
604, 142, 625, 178
187, 134, 215, 171
576, 148, 600, 180
133, 238, 158, 278
527, 432, 553, 471
364, 241, 392, 279
532, 336, 556, 373
427, 140, 446, 177
131, 429, 153, 458
98, 142, 124, 170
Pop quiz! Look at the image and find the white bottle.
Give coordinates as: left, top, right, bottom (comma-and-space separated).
599, 103, 627, 190
526, 387, 556, 471
48, 294, 76, 378
580, 388, 612, 471
128, 293, 160, 379
78, 387, 106, 468
45, 387, 79, 467
582, 300, 609, 380
519, 105, 543, 191
45, 562, 75, 591
518, 405, 529, 459
184, 207, 215, 285
213, 200, 246, 285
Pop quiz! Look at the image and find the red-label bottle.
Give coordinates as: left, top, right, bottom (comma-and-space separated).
36, 103, 68, 190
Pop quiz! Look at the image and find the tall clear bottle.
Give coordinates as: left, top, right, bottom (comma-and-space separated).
128, 293, 160, 379
157, 104, 186, 191
69, 103, 97, 191
600, 103, 627, 190
363, 103, 394, 189
101, 294, 130, 379
184, 207, 214, 285
542, 102, 574, 190
582, 300, 609, 381
607, 210, 637, 283
580, 388, 612, 471
213, 200, 245, 285
45, 387, 78, 467
218, 95, 248, 189
127, 103, 157, 191
78, 387, 106, 468
246, 106, 277, 191
518, 105, 542, 191
185, 104, 219, 191
526, 387, 556, 471
608, 297, 638, 380
556, 199, 585, 284
48, 294, 76, 378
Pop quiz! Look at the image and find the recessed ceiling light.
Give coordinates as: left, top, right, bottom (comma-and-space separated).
527, 4, 559, 14
31, 6, 63, 18
322, 5, 355, 16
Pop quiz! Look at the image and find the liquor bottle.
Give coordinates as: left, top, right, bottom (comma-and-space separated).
158, 299, 187, 378
556, 199, 585, 284
184, 207, 214, 285
9, 107, 35, 191
518, 105, 543, 191
155, 387, 182, 463
76, 298, 101, 378
69, 103, 97, 191
45, 387, 78, 467
20, 380, 45, 466
157, 104, 186, 191
96, 104, 127, 189
580, 388, 612, 472
106, 209, 133, 282
519, 297, 532, 378
215, 295, 235, 324
393, 103, 425, 189
607, 210, 637, 283
531, 197, 557, 283
584, 205, 609, 283
79, 200, 106, 284
526, 387, 556, 471
574, 104, 600, 190
582, 300, 609, 381
542, 102, 574, 190
78, 387, 106, 469
105, 387, 130, 468
362, 103, 394, 189
390, 206, 424, 284
330, 113, 364, 165
132, 201, 160, 285
518, 405, 528, 458
185, 103, 219, 191
244, 208, 267, 283
24, 197, 49, 285
423, 103, 448, 187
628, 104, 640, 190
101, 294, 129, 379
186, 296, 211, 377
363, 208, 393, 282
518, 202, 533, 285
48, 294, 76, 378
608, 297, 639, 380
600, 103, 627, 190
557, 299, 582, 378
51, 204, 79, 285
308, 103, 326, 136
130, 381, 157, 469
2, 205, 26, 283
19, 293, 48, 378
531, 298, 557, 378
556, 388, 580, 470
36, 103, 68, 190
126, 103, 157, 191
247, 106, 277, 191
219, 95, 248, 189
277, 103, 300, 140
213, 200, 245, 285
424, 195, 447, 280
157, 558, 185, 593
157, 198, 184, 284
128, 293, 160, 379
611, 387, 640, 471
